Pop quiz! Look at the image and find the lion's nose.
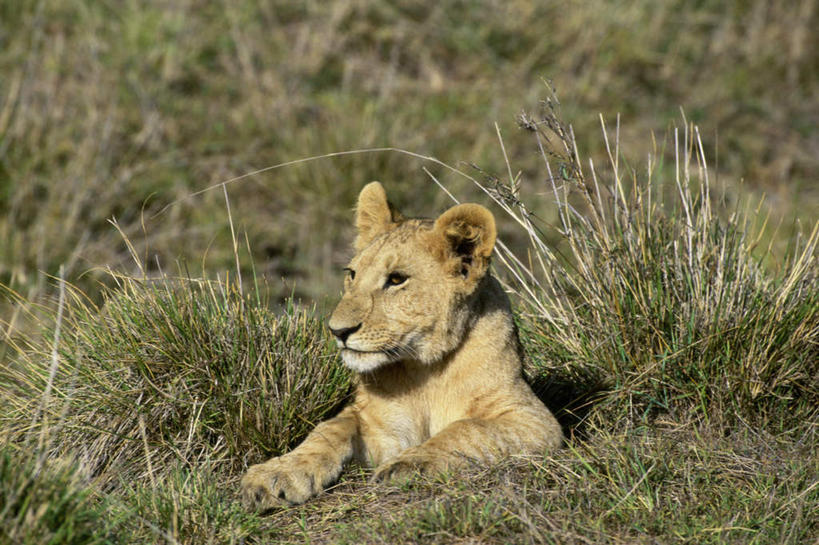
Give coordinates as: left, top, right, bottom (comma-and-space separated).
330, 323, 362, 344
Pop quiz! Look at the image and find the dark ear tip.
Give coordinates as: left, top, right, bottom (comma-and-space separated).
435, 204, 496, 239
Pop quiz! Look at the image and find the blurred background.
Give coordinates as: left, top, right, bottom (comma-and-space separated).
1, 0, 817, 312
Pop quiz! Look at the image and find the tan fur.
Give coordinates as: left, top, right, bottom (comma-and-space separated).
241, 182, 562, 509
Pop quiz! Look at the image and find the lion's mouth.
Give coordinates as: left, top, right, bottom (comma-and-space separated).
341, 347, 389, 358
339, 347, 399, 373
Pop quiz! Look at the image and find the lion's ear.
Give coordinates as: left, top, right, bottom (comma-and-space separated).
432, 203, 496, 282
354, 182, 403, 252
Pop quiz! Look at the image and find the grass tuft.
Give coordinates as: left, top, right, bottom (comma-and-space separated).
106, 463, 264, 544
1, 272, 351, 493
0, 444, 107, 545
482, 100, 819, 431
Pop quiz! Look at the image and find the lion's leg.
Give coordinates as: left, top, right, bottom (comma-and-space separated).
241, 406, 358, 509
372, 405, 561, 482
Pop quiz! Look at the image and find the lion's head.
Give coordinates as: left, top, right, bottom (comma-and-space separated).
328, 182, 497, 373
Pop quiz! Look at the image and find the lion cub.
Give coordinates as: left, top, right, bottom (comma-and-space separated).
241, 182, 562, 509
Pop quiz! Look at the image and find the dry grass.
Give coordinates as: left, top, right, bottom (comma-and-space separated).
1, 1, 818, 543
485, 98, 819, 432
1, 271, 351, 491
255, 425, 817, 544
1, 105, 817, 542
1, 0, 816, 309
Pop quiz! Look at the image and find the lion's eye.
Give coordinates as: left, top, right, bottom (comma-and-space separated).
343, 268, 356, 281
385, 272, 408, 288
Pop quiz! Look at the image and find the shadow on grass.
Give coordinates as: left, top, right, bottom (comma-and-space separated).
527, 372, 608, 441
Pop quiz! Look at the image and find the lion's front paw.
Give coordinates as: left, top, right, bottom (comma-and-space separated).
240, 456, 321, 510
372, 451, 446, 483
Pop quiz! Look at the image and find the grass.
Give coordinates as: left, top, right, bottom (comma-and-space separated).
1, 101, 817, 542
1, 0, 817, 307
0, 445, 109, 545
498, 99, 819, 433
1, 273, 352, 488
1, 1, 818, 543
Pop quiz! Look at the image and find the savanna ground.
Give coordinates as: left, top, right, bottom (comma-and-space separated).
1, 1, 818, 543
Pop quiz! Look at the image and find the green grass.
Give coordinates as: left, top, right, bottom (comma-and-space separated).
1, 104, 817, 542
1, 0, 816, 307
1, 1, 818, 543
0, 445, 110, 545
500, 101, 819, 433
2, 274, 352, 491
